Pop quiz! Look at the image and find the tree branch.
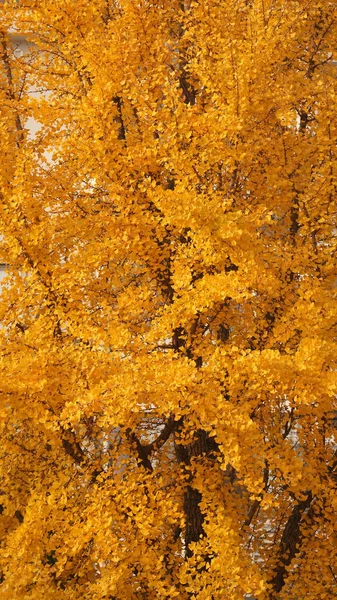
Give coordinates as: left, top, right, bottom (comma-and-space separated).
0, 31, 24, 146
62, 436, 85, 465
127, 416, 179, 472
269, 491, 313, 597
143, 415, 178, 455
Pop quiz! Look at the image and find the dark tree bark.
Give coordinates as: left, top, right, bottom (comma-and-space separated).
269, 492, 313, 598
175, 428, 218, 558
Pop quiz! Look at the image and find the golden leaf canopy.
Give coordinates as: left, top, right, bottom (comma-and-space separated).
0, 1, 337, 598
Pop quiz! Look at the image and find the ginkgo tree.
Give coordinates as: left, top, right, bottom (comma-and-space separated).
1, 1, 337, 598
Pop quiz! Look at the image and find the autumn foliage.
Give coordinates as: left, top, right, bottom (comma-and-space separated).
1, 1, 337, 598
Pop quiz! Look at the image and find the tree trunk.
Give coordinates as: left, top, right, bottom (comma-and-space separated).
175, 429, 218, 558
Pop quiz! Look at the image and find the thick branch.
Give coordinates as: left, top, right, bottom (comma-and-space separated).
175, 429, 219, 558
62, 436, 85, 465
244, 464, 269, 527
143, 415, 178, 455
127, 416, 178, 472
113, 96, 126, 141
269, 492, 313, 597
0, 31, 24, 145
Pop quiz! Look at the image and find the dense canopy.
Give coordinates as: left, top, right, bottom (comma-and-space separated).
0, 1, 337, 598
